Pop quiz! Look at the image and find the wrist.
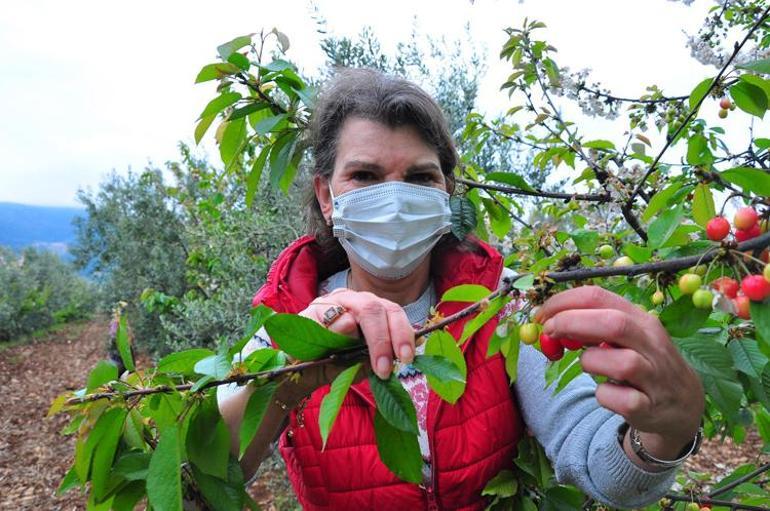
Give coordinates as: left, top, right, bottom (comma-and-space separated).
620, 421, 703, 471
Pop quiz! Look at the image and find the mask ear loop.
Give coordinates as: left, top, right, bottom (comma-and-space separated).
326, 181, 336, 226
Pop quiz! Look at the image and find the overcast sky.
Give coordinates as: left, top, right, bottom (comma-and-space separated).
0, 0, 749, 206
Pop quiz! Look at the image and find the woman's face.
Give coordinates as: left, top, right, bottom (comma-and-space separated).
315, 117, 448, 223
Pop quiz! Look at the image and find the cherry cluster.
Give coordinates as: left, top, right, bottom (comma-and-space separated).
517, 322, 612, 361
706, 206, 766, 243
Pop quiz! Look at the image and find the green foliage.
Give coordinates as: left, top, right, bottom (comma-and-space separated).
0, 246, 94, 341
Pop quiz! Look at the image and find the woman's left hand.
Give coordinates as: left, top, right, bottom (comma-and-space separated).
535, 285, 704, 463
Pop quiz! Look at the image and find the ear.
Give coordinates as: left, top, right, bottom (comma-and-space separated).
314, 174, 333, 225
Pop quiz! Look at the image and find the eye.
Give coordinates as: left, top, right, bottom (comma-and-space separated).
351, 170, 377, 182
407, 172, 439, 185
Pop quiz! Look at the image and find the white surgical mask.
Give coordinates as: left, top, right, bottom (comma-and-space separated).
329, 181, 452, 280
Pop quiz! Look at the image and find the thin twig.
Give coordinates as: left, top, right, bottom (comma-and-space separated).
709, 462, 770, 498
458, 177, 611, 203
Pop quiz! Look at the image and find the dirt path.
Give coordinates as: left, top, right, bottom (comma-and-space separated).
0, 320, 107, 510
0, 319, 766, 510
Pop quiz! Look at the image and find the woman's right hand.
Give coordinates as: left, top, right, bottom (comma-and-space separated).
280, 289, 416, 403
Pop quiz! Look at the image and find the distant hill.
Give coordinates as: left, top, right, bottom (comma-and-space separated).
0, 202, 84, 258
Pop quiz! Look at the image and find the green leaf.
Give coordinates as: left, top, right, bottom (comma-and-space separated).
689, 77, 713, 110
582, 139, 615, 150
195, 63, 241, 83
200, 92, 241, 120
229, 102, 268, 121
739, 58, 770, 75
482, 198, 512, 239
147, 425, 182, 511
253, 113, 287, 135
158, 349, 214, 376
115, 315, 134, 372
642, 181, 683, 222
86, 360, 118, 392
721, 167, 770, 197
687, 134, 712, 166
424, 330, 467, 404
372, 410, 422, 483
319, 363, 361, 449
186, 397, 231, 478
219, 118, 247, 169
501, 326, 520, 381
194, 115, 216, 145
237, 381, 276, 459
482, 469, 517, 498
660, 296, 710, 337
112, 481, 145, 511
91, 409, 127, 500
269, 131, 298, 192
245, 144, 270, 208
460, 296, 508, 343
242, 348, 285, 373
217, 35, 253, 60
647, 204, 685, 249
441, 284, 491, 303
227, 52, 250, 71
541, 486, 585, 511
571, 229, 599, 254
449, 195, 478, 241
411, 355, 465, 384
56, 467, 82, 496
485, 172, 535, 191
368, 374, 418, 434
194, 352, 231, 379
692, 183, 716, 228
113, 452, 151, 481
264, 313, 358, 360
730, 80, 768, 118
190, 461, 245, 511
513, 274, 535, 291
230, 304, 276, 359
622, 244, 653, 263
751, 301, 770, 342
728, 339, 768, 379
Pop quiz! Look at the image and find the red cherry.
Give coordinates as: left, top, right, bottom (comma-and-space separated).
559, 337, 583, 351
539, 333, 565, 361
706, 216, 730, 241
734, 223, 761, 242
719, 97, 731, 109
710, 277, 739, 299
732, 295, 751, 319
734, 207, 759, 231
741, 275, 770, 301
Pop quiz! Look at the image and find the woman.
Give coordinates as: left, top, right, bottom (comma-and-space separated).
219, 69, 704, 510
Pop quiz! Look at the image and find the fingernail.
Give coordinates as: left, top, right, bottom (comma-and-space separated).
376, 356, 391, 379
399, 345, 413, 364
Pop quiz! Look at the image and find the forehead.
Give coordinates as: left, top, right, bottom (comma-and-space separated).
334, 117, 439, 167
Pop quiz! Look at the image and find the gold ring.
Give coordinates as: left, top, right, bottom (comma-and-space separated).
320, 305, 347, 327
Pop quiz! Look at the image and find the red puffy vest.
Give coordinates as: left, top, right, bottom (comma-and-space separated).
252, 236, 524, 510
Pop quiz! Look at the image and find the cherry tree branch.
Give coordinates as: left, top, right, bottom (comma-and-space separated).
457, 177, 611, 203
626, 5, 770, 207
65, 232, 770, 406
664, 493, 770, 511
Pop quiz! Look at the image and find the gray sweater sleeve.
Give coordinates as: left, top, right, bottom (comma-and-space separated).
514, 344, 677, 508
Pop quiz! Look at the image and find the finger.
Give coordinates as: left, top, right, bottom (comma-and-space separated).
383, 301, 415, 364
331, 292, 394, 379
542, 308, 652, 352
535, 286, 642, 323
580, 347, 653, 392
310, 302, 361, 338
595, 381, 652, 424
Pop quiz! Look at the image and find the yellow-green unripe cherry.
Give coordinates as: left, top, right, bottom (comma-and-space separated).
692, 289, 713, 310
679, 273, 702, 295
764, 264, 770, 283
613, 256, 634, 267
598, 244, 614, 259
519, 323, 540, 345
652, 290, 665, 305
691, 265, 707, 276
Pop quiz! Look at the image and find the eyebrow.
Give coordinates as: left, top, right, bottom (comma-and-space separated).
342, 160, 442, 173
